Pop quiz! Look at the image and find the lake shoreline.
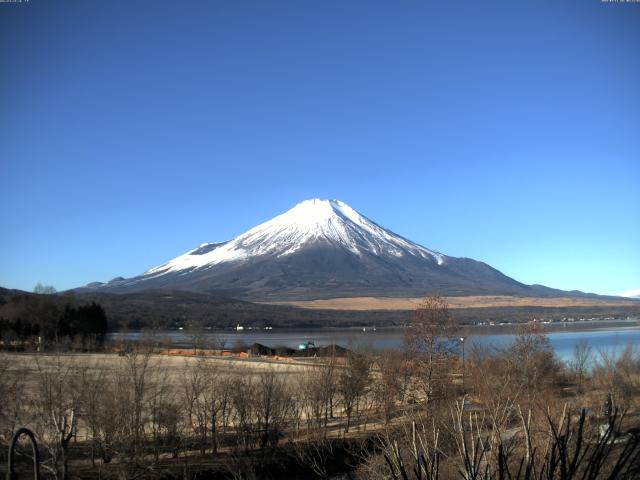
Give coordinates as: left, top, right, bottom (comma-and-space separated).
110, 317, 639, 336
107, 319, 640, 364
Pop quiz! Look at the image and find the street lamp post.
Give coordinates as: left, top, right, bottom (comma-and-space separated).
459, 337, 466, 392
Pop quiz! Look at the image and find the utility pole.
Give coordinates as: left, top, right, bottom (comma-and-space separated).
459, 337, 466, 392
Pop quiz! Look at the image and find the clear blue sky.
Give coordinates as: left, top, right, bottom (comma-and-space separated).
1, 0, 638, 296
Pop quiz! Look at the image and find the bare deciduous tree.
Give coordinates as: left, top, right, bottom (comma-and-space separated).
506, 322, 559, 403
229, 373, 256, 453
571, 339, 592, 393
33, 283, 57, 295
255, 368, 292, 449
181, 358, 208, 454
405, 295, 459, 404
338, 351, 372, 433
373, 350, 406, 424
32, 355, 81, 480
0, 354, 25, 458
593, 342, 640, 410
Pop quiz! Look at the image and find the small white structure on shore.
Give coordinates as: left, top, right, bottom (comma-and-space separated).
236, 324, 244, 331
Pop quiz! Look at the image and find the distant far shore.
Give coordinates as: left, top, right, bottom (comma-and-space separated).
459, 317, 639, 336
109, 317, 639, 336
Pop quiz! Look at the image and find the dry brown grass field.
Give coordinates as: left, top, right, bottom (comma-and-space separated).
263, 295, 640, 310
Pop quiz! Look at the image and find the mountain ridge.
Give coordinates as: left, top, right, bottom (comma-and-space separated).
78, 199, 607, 300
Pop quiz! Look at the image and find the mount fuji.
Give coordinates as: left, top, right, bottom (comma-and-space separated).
84, 199, 562, 300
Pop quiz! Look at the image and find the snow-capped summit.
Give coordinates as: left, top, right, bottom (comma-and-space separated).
85, 198, 533, 299
146, 199, 444, 277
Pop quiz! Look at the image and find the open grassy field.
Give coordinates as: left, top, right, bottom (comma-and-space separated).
262, 295, 640, 311
8, 351, 313, 388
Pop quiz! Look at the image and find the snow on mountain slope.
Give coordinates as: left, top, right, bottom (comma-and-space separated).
620, 288, 640, 299
83, 198, 540, 299
145, 199, 445, 277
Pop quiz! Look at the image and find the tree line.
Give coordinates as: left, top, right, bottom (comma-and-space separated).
0, 290, 108, 349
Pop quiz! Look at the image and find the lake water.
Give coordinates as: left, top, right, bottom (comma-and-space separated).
108, 324, 640, 364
